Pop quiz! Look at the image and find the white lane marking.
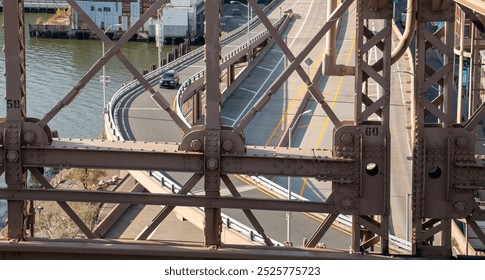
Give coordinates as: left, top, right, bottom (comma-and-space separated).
240, 87, 258, 94
179, 64, 205, 69
257, 65, 273, 72
269, 49, 283, 53
117, 107, 162, 111
224, 44, 243, 48
222, 115, 237, 122
232, 0, 316, 125
392, 33, 413, 155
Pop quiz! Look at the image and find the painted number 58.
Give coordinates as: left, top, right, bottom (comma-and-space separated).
6, 99, 20, 109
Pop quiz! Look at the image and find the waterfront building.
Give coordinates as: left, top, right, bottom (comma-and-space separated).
70, 0, 204, 42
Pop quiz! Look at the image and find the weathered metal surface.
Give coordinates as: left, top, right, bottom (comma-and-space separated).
339, 0, 393, 254
1, 0, 484, 259
412, 0, 485, 258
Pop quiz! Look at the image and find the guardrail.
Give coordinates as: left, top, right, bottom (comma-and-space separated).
150, 171, 283, 246
248, 175, 412, 252
175, 15, 287, 128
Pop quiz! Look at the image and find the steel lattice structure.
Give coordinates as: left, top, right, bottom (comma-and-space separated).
0, 0, 484, 259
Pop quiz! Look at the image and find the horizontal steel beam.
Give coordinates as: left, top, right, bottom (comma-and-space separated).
0, 238, 392, 259
20, 139, 205, 172
2, 139, 356, 180
455, 0, 485, 17
0, 189, 338, 214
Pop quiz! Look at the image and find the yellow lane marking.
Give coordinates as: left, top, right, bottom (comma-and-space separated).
263, 64, 320, 146
235, 175, 352, 236
298, 34, 356, 197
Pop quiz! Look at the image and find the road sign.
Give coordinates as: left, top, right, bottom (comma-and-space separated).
305, 57, 313, 66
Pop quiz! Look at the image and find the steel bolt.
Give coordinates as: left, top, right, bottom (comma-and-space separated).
6, 151, 19, 162
341, 197, 354, 210
190, 139, 202, 151
23, 131, 35, 144
222, 140, 233, 151
207, 158, 218, 170
341, 133, 353, 145
456, 136, 469, 148
454, 201, 467, 214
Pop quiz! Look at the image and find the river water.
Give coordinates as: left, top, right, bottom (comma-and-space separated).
0, 12, 161, 228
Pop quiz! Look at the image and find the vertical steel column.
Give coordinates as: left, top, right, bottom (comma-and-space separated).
352, 3, 365, 250
341, 0, 392, 255
443, 21, 455, 123
3, 0, 27, 239
354, 11, 365, 119
413, 1, 457, 258
227, 64, 235, 88
469, 24, 481, 120
203, 0, 222, 246
413, 10, 432, 259
457, 8, 465, 123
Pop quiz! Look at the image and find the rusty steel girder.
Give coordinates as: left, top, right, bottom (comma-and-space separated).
413, 0, 485, 258
1, 0, 484, 259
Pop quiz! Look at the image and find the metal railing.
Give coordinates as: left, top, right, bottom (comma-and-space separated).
248, 176, 412, 252
150, 171, 283, 246
175, 16, 286, 127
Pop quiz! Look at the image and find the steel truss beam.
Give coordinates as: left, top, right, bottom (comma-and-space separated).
0, 139, 357, 178
0, 0, 392, 257
0, 238, 392, 260
3, 0, 27, 240
0, 189, 339, 214
3, 0, 484, 259
412, 0, 485, 258
331, 0, 393, 255
232, 0, 353, 134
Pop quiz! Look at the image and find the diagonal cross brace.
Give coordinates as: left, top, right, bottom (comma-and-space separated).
38, 0, 189, 133
233, 0, 353, 134
136, 173, 203, 240
29, 167, 99, 239
221, 175, 273, 246
305, 214, 338, 248
467, 218, 485, 246
464, 102, 485, 131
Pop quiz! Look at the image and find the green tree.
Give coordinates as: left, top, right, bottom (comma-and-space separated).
64, 169, 107, 190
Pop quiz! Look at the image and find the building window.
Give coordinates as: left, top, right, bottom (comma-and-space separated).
104, 7, 111, 12
90, 6, 94, 11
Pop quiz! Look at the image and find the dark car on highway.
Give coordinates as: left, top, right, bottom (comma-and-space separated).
159, 69, 180, 89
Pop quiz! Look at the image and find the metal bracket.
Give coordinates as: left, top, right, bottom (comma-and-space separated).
418, 0, 455, 22
332, 123, 388, 215
180, 125, 245, 154
420, 127, 479, 219
360, 0, 392, 19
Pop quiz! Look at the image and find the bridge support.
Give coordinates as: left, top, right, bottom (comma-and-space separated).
203, 0, 223, 247
227, 64, 235, 88
413, 0, 485, 258
337, 0, 392, 255
3, 0, 28, 240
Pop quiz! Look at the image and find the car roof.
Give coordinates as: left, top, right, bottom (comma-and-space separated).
166, 69, 176, 74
